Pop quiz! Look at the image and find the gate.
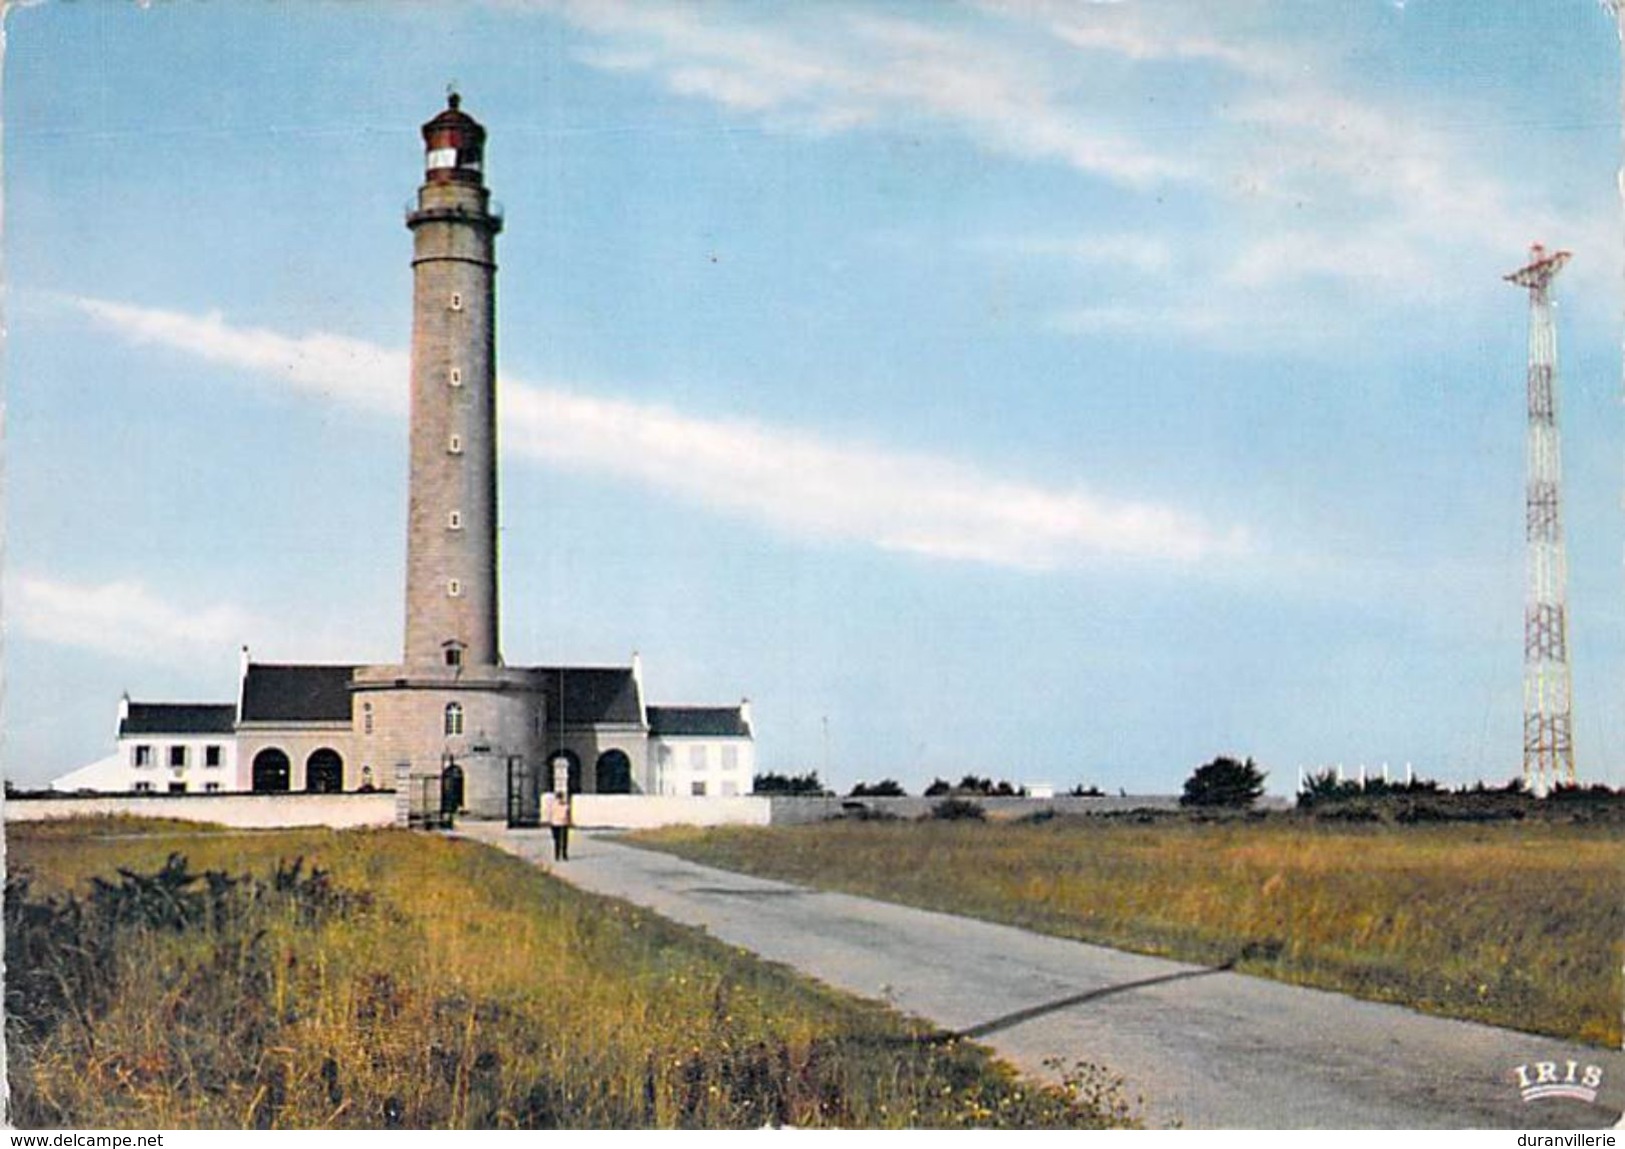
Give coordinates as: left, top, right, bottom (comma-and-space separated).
507, 755, 542, 828
407, 774, 452, 830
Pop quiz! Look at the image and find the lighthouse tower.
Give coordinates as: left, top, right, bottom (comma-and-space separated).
404, 92, 503, 671
353, 94, 544, 823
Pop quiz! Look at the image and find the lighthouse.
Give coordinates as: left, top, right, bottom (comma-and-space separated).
403, 92, 504, 671
65, 93, 755, 819
353, 93, 545, 822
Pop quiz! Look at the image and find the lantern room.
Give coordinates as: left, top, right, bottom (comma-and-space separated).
421, 92, 486, 185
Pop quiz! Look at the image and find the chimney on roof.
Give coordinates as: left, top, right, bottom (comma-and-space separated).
631, 651, 647, 727
739, 697, 752, 734
117, 692, 130, 736
237, 646, 251, 725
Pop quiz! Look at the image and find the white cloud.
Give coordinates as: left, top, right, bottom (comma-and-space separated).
10, 570, 389, 667
1222, 231, 1434, 292
1031, 4, 1286, 77
527, 0, 1190, 186
71, 296, 1251, 570
11, 574, 261, 664
993, 5, 1615, 309
974, 232, 1175, 274
502, 385, 1246, 567
1048, 303, 1228, 340
506, 0, 1615, 341
74, 297, 406, 415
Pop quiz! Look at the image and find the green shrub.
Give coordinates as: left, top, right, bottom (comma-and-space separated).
929, 798, 986, 821
752, 771, 829, 795
1179, 757, 1265, 809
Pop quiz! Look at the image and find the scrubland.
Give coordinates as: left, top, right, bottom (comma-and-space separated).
634, 814, 1624, 1046
5, 817, 1132, 1129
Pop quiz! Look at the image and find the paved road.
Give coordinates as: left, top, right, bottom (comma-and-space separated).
457, 822, 1624, 1129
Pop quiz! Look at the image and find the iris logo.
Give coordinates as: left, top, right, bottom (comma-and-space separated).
1512, 1060, 1604, 1104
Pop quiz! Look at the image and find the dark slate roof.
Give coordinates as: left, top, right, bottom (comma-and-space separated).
120, 702, 236, 737
647, 706, 751, 739
240, 664, 356, 723
533, 666, 643, 726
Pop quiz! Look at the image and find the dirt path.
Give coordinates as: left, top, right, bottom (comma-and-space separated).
458, 823, 1623, 1129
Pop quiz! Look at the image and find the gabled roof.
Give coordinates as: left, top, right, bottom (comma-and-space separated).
648, 705, 751, 739
532, 666, 643, 727
240, 664, 356, 723
119, 702, 236, 737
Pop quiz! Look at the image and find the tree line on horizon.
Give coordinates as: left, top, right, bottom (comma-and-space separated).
748, 772, 1107, 799
753, 758, 1625, 813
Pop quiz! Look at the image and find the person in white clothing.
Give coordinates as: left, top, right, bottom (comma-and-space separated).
548, 791, 571, 861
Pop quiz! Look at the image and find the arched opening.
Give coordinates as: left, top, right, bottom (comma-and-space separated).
595, 749, 633, 794
306, 748, 344, 793
441, 760, 465, 814
547, 749, 582, 795
252, 748, 291, 793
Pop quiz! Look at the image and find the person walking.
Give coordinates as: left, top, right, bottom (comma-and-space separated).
548, 790, 572, 862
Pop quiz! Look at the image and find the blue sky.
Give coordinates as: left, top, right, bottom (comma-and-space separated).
5, 0, 1621, 796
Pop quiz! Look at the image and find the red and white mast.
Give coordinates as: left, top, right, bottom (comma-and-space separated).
1505, 243, 1576, 795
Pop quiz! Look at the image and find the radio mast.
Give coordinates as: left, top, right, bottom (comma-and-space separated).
1505, 243, 1576, 795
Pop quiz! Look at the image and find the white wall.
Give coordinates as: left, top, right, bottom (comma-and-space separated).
648, 736, 756, 797
7, 792, 768, 832
52, 733, 239, 794
127, 732, 239, 793
236, 725, 352, 792
5, 792, 398, 829
570, 794, 769, 829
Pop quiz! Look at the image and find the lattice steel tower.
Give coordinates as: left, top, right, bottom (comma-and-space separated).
1505, 243, 1576, 795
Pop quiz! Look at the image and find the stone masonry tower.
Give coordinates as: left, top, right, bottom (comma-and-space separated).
404, 92, 502, 671
355, 94, 544, 824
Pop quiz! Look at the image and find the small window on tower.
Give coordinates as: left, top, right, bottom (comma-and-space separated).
448, 434, 463, 454
445, 647, 463, 668
448, 510, 463, 530
449, 367, 463, 387
445, 702, 464, 736
363, 702, 374, 735
449, 292, 463, 312
448, 579, 463, 598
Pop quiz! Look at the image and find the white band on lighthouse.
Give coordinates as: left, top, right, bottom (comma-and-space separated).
426, 147, 458, 170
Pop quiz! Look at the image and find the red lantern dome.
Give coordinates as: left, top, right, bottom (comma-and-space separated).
421, 92, 486, 186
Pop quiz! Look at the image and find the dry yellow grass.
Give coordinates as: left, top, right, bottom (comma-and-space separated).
6, 818, 1133, 1129
633, 814, 1625, 1046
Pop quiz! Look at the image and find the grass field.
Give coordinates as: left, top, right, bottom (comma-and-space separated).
4, 817, 1132, 1130
632, 814, 1624, 1047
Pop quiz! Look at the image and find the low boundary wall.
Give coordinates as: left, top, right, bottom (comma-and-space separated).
765, 794, 1188, 824
559, 794, 1192, 830
571, 794, 771, 830
5, 791, 1260, 832
4, 792, 399, 830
